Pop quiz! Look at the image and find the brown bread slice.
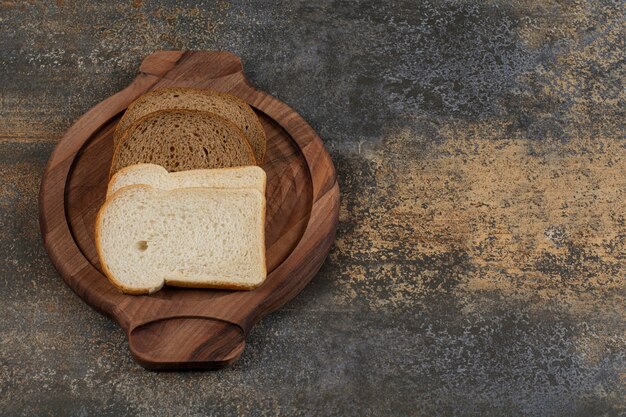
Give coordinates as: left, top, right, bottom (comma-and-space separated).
110, 110, 256, 176
114, 87, 266, 163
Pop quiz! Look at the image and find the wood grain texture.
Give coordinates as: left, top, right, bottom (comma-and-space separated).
39, 51, 339, 370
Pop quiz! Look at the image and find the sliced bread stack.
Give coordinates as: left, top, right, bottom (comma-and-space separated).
111, 110, 257, 174
96, 88, 268, 295
97, 164, 266, 294
114, 87, 266, 163
111, 87, 267, 176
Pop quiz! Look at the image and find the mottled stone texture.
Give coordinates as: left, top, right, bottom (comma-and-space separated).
1, 0, 624, 416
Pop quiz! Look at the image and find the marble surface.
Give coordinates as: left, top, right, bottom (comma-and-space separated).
1, 1, 624, 415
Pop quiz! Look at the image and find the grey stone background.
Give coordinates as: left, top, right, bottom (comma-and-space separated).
1, 1, 624, 416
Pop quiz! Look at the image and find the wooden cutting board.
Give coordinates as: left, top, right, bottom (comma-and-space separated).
38, 51, 339, 370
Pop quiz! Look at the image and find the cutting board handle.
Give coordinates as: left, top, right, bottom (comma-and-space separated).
128, 315, 246, 370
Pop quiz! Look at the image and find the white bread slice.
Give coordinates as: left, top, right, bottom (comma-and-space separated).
107, 164, 266, 198
96, 185, 266, 294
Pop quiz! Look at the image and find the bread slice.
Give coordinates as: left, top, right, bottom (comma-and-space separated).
114, 87, 266, 163
96, 185, 266, 294
107, 163, 266, 198
110, 110, 256, 176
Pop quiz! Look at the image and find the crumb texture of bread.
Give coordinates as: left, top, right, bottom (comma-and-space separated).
96, 185, 266, 293
108, 163, 266, 197
114, 87, 266, 163
110, 110, 257, 175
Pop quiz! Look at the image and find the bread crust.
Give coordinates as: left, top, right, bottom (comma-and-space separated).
114, 87, 267, 163
110, 109, 257, 177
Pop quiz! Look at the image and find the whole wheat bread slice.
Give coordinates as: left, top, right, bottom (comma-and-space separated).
114, 87, 266, 163
108, 163, 266, 197
96, 185, 266, 294
110, 110, 256, 176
